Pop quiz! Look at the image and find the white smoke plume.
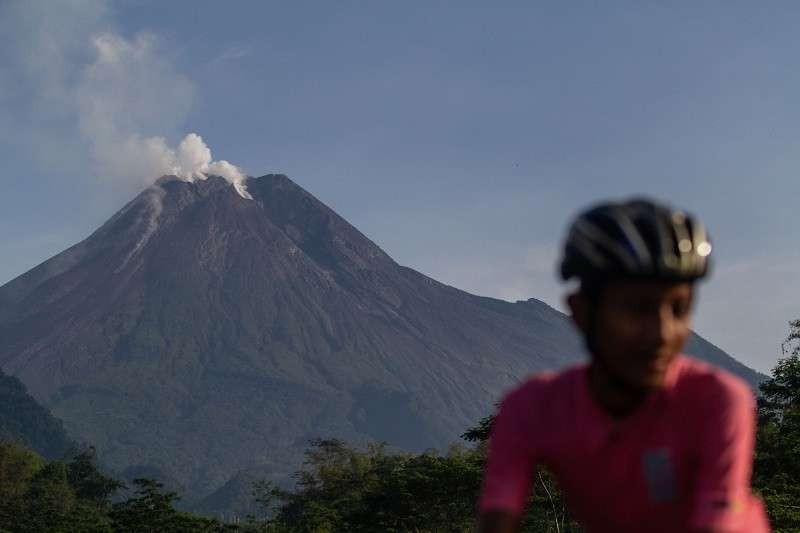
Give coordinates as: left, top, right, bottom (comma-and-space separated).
0, 2, 250, 199
76, 32, 251, 198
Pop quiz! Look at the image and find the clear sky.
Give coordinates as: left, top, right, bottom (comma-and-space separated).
1, 1, 797, 374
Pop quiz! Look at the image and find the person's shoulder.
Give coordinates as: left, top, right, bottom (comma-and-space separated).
672, 355, 755, 410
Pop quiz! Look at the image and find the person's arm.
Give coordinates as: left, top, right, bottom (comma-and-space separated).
476, 385, 540, 533
688, 378, 770, 533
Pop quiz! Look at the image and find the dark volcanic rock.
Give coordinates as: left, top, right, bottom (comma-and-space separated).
0, 174, 764, 505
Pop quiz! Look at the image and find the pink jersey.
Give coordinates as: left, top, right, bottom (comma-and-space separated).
479, 355, 770, 532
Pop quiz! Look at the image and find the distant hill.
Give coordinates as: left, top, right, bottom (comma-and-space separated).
0, 173, 764, 509
0, 367, 74, 459
192, 464, 284, 520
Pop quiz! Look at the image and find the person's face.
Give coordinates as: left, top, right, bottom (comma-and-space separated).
568, 279, 694, 391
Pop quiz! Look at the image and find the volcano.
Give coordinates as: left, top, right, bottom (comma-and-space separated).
0, 174, 762, 507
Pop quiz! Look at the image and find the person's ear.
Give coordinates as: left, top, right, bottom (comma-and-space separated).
566, 291, 589, 335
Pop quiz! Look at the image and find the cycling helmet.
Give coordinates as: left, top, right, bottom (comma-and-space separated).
560, 198, 712, 284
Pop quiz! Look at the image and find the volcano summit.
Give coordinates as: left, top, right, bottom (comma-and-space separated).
0, 174, 762, 506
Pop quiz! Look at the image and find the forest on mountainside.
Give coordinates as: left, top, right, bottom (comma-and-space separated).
0, 369, 74, 461
1, 319, 797, 533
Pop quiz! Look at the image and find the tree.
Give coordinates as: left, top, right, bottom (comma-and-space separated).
461, 413, 494, 445
0, 441, 237, 532
753, 319, 800, 532
0, 442, 45, 527
110, 477, 230, 532
15, 460, 113, 532
253, 418, 580, 532
244, 480, 290, 532
66, 446, 125, 508
21, 462, 76, 531
255, 438, 483, 532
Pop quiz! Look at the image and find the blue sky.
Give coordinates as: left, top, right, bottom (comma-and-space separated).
1, 1, 798, 373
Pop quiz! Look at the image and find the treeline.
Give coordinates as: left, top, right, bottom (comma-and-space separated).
0, 435, 576, 532
753, 319, 800, 532
0, 444, 228, 532
1, 320, 797, 532
245, 437, 579, 533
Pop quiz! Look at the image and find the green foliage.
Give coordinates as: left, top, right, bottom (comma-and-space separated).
245, 438, 481, 532
18, 461, 74, 532
0, 445, 235, 533
460, 413, 493, 444
0, 446, 127, 532
67, 446, 125, 507
753, 319, 800, 532
245, 431, 580, 533
0, 442, 46, 526
17, 460, 114, 533
109, 477, 232, 532
521, 468, 581, 533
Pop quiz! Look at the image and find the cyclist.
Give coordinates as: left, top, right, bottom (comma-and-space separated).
477, 199, 770, 533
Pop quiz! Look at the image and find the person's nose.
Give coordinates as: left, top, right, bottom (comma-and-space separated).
641, 307, 671, 348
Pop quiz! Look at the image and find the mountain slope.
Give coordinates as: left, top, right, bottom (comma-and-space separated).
0, 367, 74, 459
0, 174, 763, 504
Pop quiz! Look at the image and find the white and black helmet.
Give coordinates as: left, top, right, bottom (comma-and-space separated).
560, 198, 712, 283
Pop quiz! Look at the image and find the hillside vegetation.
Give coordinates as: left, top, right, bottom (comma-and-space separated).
0, 368, 73, 460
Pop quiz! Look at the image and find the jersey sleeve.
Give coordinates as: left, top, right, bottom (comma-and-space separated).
688, 378, 770, 532
478, 383, 540, 516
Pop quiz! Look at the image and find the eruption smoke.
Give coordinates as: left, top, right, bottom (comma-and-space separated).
76, 32, 252, 199
0, 4, 251, 198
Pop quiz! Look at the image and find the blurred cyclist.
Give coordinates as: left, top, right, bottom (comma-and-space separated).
478, 199, 770, 533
